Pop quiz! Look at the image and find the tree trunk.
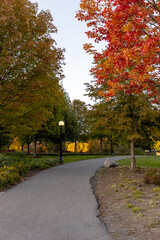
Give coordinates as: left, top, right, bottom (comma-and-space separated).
34, 139, 37, 157
111, 134, 114, 156
21, 144, 24, 152
131, 139, 136, 170
27, 143, 30, 155
100, 137, 103, 155
74, 140, 77, 154
52, 142, 55, 153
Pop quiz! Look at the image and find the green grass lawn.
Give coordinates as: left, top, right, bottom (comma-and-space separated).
117, 156, 160, 168
38, 154, 107, 164
62, 154, 107, 164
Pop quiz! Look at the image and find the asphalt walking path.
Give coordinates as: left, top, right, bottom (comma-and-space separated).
0, 156, 129, 240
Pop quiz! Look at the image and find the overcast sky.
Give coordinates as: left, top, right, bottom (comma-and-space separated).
31, 0, 96, 104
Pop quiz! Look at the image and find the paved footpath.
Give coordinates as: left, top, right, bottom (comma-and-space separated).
0, 156, 129, 240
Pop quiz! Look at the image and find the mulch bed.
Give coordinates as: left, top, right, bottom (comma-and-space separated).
92, 166, 160, 240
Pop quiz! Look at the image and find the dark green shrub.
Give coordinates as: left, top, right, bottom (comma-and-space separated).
134, 148, 144, 155
114, 146, 130, 155
38, 159, 58, 170
144, 168, 157, 183
0, 155, 32, 167
3, 151, 27, 157
0, 166, 21, 189
39, 162, 50, 170
13, 161, 34, 176
7, 172, 21, 185
150, 172, 160, 185
144, 168, 160, 185
31, 158, 58, 170
0, 156, 58, 189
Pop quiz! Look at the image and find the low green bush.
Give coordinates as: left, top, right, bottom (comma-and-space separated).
13, 161, 34, 176
144, 168, 160, 185
114, 146, 130, 155
150, 172, 160, 185
134, 148, 144, 155
0, 166, 21, 189
0, 155, 32, 167
0, 156, 58, 189
35, 159, 58, 170
3, 151, 27, 157
114, 146, 143, 155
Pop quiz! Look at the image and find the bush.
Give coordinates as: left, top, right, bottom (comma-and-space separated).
134, 148, 144, 155
144, 168, 160, 185
0, 156, 58, 190
150, 172, 160, 185
0, 166, 21, 188
37, 159, 58, 170
114, 146, 130, 155
114, 146, 144, 155
13, 161, 34, 176
0, 154, 32, 167
3, 151, 27, 157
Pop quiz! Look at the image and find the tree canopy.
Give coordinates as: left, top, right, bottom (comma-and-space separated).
0, 0, 65, 136
76, 0, 160, 101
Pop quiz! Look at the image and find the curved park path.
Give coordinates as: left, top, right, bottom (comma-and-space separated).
0, 156, 129, 240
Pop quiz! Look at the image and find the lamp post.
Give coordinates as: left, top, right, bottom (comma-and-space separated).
59, 121, 64, 164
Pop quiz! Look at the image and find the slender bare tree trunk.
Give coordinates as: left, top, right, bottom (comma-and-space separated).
74, 140, 77, 154
34, 139, 37, 157
131, 139, 136, 170
27, 143, 30, 155
21, 144, 24, 152
52, 142, 55, 153
100, 137, 103, 154
111, 134, 114, 156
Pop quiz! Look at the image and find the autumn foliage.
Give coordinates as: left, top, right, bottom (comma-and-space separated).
0, 0, 64, 135
76, 0, 160, 100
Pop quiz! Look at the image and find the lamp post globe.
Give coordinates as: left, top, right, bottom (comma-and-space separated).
59, 121, 64, 164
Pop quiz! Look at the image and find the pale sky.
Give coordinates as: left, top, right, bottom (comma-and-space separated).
31, 0, 95, 104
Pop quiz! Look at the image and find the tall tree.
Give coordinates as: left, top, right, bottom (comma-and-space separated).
31, 89, 68, 152
72, 99, 88, 153
77, 0, 160, 168
0, 0, 64, 136
33, 92, 80, 153
86, 79, 159, 169
76, 0, 160, 100
86, 100, 117, 155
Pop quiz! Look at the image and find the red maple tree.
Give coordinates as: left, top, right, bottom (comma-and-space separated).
76, 0, 160, 169
76, 0, 160, 101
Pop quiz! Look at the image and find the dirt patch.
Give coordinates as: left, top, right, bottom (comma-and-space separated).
92, 166, 160, 240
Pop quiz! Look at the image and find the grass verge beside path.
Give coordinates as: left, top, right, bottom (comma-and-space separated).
62, 154, 107, 164
116, 155, 160, 168
35, 154, 107, 164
